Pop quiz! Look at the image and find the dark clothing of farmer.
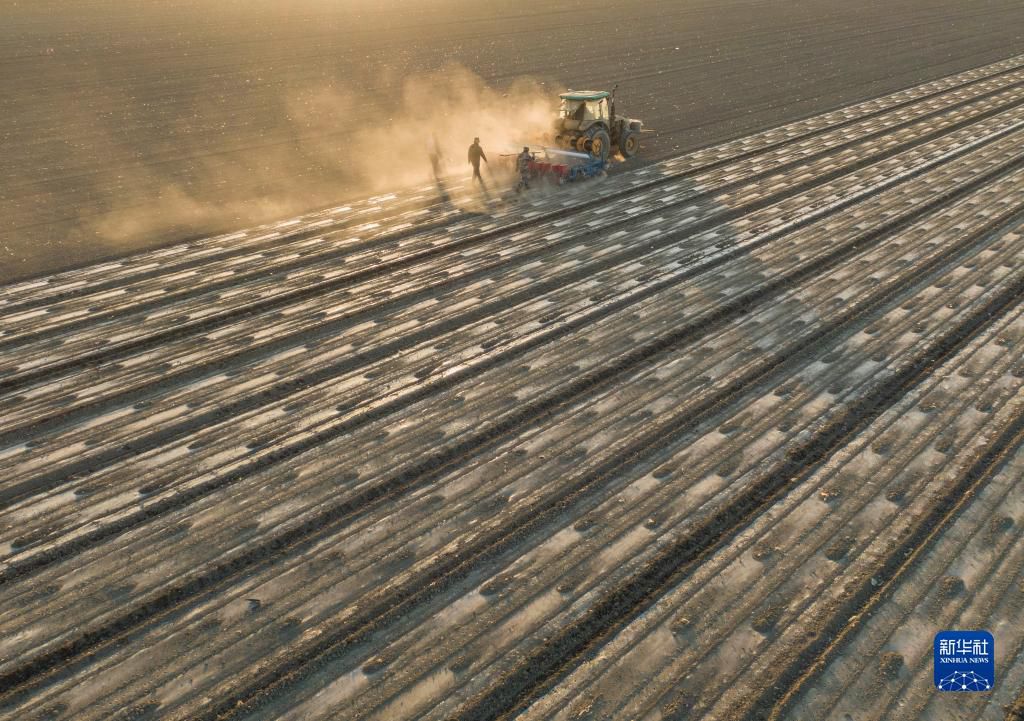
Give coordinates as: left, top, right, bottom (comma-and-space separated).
516, 147, 532, 192
468, 138, 487, 182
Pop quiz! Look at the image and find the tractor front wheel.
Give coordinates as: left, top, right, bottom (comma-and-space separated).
619, 130, 640, 159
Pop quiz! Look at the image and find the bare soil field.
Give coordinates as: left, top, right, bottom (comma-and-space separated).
3, 0, 1024, 281
2, 45, 1024, 720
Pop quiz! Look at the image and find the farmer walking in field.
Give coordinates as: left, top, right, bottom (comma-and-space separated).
468, 137, 487, 183
515, 146, 533, 193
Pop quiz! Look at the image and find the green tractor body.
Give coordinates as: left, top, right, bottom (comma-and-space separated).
553, 89, 643, 162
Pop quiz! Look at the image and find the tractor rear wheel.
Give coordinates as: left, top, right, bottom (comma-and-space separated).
619, 130, 640, 158
588, 128, 611, 162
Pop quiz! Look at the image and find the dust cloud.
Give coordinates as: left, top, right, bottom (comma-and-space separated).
77, 66, 555, 247
288, 66, 555, 190
2, 0, 562, 281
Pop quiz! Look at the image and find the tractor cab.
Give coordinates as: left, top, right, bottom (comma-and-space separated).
558, 91, 611, 131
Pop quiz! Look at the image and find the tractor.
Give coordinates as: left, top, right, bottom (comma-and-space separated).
552, 87, 644, 162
